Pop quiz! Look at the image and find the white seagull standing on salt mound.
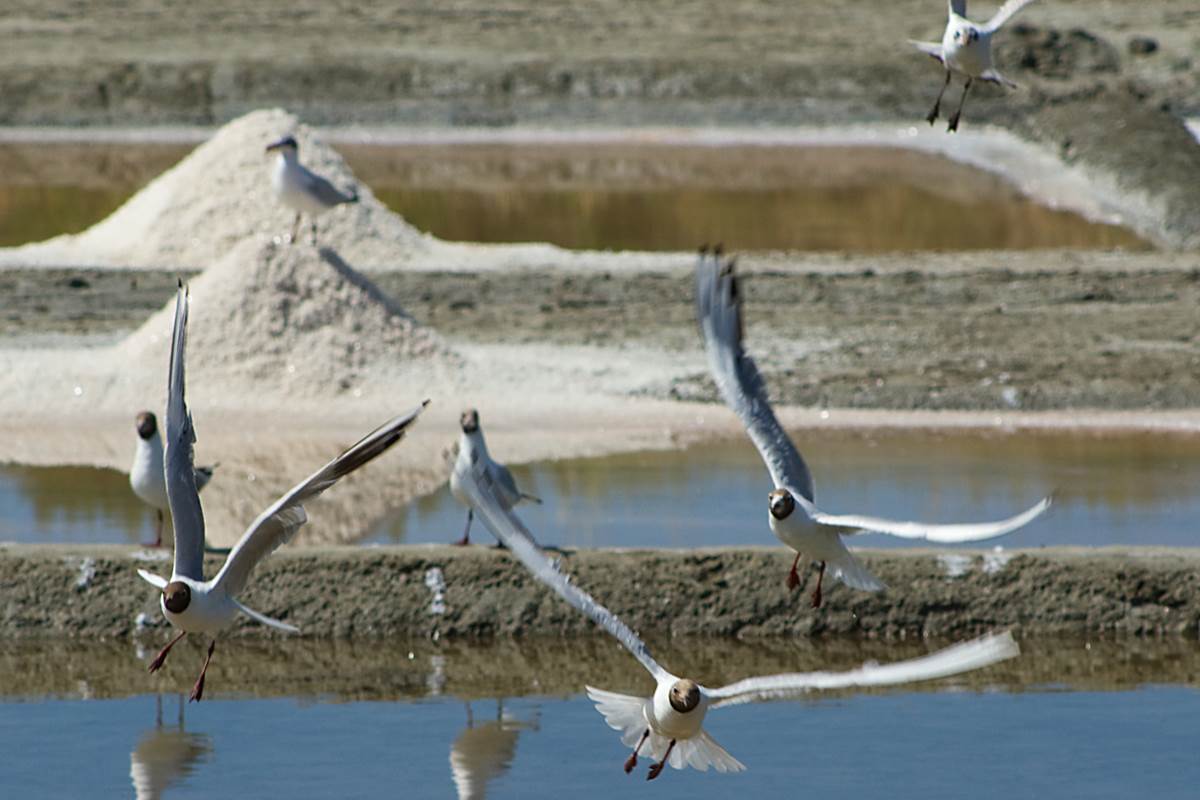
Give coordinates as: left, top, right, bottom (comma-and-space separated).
910, 0, 1039, 131
265, 134, 359, 244
454, 453, 1021, 779
695, 247, 1051, 608
137, 282, 428, 701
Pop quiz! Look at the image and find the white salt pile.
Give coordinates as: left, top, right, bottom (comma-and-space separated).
0, 108, 435, 271
118, 237, 456, 403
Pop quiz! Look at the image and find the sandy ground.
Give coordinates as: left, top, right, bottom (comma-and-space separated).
2, 544, 1197, 640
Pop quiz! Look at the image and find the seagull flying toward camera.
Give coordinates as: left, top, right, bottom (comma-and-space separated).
137, 283, 428, 701
448, 409, 541, 546
130, 411, 217, 547
455, 455, 1020, 779
265, 135, 358, 244
695, 247, 1051, 608
910, 0, 1038, 131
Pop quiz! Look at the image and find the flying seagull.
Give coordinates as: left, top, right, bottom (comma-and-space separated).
454, 452, 1020, 778
130, 411, 217, 547
448, 408, 541, 546
265, 135, 359, 244
695, 247, 1051, 608
910, 0, 1038, 131
137, 282, 428, 701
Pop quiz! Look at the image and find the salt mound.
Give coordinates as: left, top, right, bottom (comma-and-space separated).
2, 109, 434, 270
120, 237, 454, 402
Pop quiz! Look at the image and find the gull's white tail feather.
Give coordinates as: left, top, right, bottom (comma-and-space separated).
136, 569, 168, 590
827, 539, 886, 592
676, 730, 746, 773
231, 598, 300, 634
586, 686, 649, 748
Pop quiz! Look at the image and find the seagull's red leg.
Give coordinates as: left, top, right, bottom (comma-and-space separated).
647, 739, 676, 781
189, 640, 216, 703
153, 509, 164, 547
148, 629, 186, 673
453, 509, 473, 546
786, 552, 802, 591
811, 561, 827, 609
624, 729, 650, 774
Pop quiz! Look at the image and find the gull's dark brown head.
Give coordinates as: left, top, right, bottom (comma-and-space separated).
162, 581, 191, 614
135, 411, 157, 441
768, 488, 795, 520
669, 679, 701, 713
460, 409, 480, 434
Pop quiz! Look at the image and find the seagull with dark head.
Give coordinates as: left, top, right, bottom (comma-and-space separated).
137, 282, 428, 701
454, 449, 1021, 779
448, 408, 541, 546
910, 0, 1039, 131
695, 247, 1051, 608
265, 134, 359, 244
130, 410, 217, 547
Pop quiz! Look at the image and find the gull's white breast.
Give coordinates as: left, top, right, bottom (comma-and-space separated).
271, 156, 330, 217
161, 578, 237, 635
130, 436, 168, 511
648, 683, 707, 740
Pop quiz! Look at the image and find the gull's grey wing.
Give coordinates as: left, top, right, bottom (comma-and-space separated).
706, 631, 1018, 708
193, 464, 217, 493
910, 40, 946, 62
298, 165, 358, 207
164, 283, 207, 582
695, 249, 815, 501
491, 462, 525, 507
806, 495, 1051, 543
457, 456, 669, 682
211, 401, 429, 597
981, 0, 1036, 33
949, 0, 967, 16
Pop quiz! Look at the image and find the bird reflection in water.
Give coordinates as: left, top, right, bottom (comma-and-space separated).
449, 701, 539, 799
130, 694, 212, 800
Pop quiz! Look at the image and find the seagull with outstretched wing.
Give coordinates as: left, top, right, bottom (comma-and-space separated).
910, 0, 1040, 131
137, 283, 429, 701
454, 451, 1020, 779
695, 247, 1051, 608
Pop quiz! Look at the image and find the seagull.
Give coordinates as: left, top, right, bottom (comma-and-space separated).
910, 0, 1038, 131
137, 282, 429, 701
454, 453, 1020, 779
264, 135, 358, 244
130, 411, 217, 547
130, 694, 211, 800
450, 701, 537, 800
695, 247, 1051, 608
448, 409, 541, 546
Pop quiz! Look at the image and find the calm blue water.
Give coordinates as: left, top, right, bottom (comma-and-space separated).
1, 688, 1196, 798
3, 430, 1199, 548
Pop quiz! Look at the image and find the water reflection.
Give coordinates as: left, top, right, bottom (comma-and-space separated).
0, 463, 149, 544
368, 429, 1200, 549
3, 429, 1199, 548
130, 694, 212, 800
2, 636, 1196, 702
450, 700, 538, 799
0, 140, 1147, 252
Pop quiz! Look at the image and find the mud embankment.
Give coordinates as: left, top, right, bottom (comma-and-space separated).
3, 544, 1197, 640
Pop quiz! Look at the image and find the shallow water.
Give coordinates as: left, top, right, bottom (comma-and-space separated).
3, 429, 1199, 548
0, 140, 1147, 252
1, 638, 1197, 799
